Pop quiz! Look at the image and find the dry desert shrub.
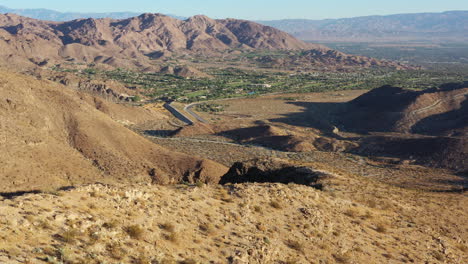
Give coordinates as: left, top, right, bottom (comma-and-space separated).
199, 222, 215, 235
270, 200, 282, 209
38, 219, 53, 230
432, 250, 445, 261
134, 253, 152, 264
284, 239, 304, 253
253, 205, 263, 213
106, 242, 127, 260
159, 222, 175, 232
333, 251, 352, 263
179, 259, 197, 264
375, 221, 388, 233
344, 207, 359, 218
216, 188, 234, 203
102, 219, 119, 229
58, 229, 80, 244
124, 225, 144, 239
163, 232, 179, 244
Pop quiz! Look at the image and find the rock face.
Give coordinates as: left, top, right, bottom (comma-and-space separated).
220, 158, 329, 188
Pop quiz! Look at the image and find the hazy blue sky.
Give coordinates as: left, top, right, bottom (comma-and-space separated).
1, 0, 468, 20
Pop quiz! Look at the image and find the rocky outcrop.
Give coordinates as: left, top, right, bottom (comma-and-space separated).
220, 158, 330, 188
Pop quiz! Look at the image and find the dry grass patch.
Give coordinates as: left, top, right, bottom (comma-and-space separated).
253, 205, 263, 213
455, 242, 468, 253
217, 188, 234, 203
133, 253, 152, 264
102, 219, 119, 229
124, 225, 144, 240
179, 259, 197, 264
344, 207, 360, 218
374, 221, 388, 233
159, 222, 175, 232
107, 242, 127, 260
199, 222, 215, 235
270, 200, 282, 209
333, 251, 352, 263
58, 229, 80, 244
432, 251, 445, 261
38, 219, 53, 230
163, 232, 179, 244
284, 239, 304, 253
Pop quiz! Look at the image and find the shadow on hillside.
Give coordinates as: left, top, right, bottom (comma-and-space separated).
143, 130, 175, 137
0, 186, 77, 199
269, 101, 348, 132
412, 95, 468, 136
0, 190, 41, 199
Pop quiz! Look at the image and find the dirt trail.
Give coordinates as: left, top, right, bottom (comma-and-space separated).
409, 91, 467, 116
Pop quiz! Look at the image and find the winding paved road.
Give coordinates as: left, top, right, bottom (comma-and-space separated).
184, 103, 208, 123
163, 102, 194, 125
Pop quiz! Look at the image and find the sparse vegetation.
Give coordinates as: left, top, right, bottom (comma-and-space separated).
284, 239, 304, 253
270, 200, 283, 209
0, 182, 466, 263
253, 205, 263, 213
124, 225, 144, 240
58, 229, 80, 244
199, 222, 215, 235
333, 251, 352, 263
159, 222, 175, 232
195, 103, 225, 113
375, 222, 388, 233
107, 242, 127, 260
163, 232, 179, 244
102, 219, 119, 229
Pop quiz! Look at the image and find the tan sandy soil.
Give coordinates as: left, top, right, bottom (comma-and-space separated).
0, 164, 466, 263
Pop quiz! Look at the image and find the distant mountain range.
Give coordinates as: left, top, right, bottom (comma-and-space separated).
259, 11, 468, 43
0, 5, 185, 21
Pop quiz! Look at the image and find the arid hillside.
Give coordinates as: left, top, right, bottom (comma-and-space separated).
0, 70, 228, 192
0, 13, 407, 71
342, 84, 468, 136
0, 167, 466, 263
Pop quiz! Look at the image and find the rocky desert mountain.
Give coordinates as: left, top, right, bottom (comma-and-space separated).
0, 13, 408, 71
0, 13, 312, 69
